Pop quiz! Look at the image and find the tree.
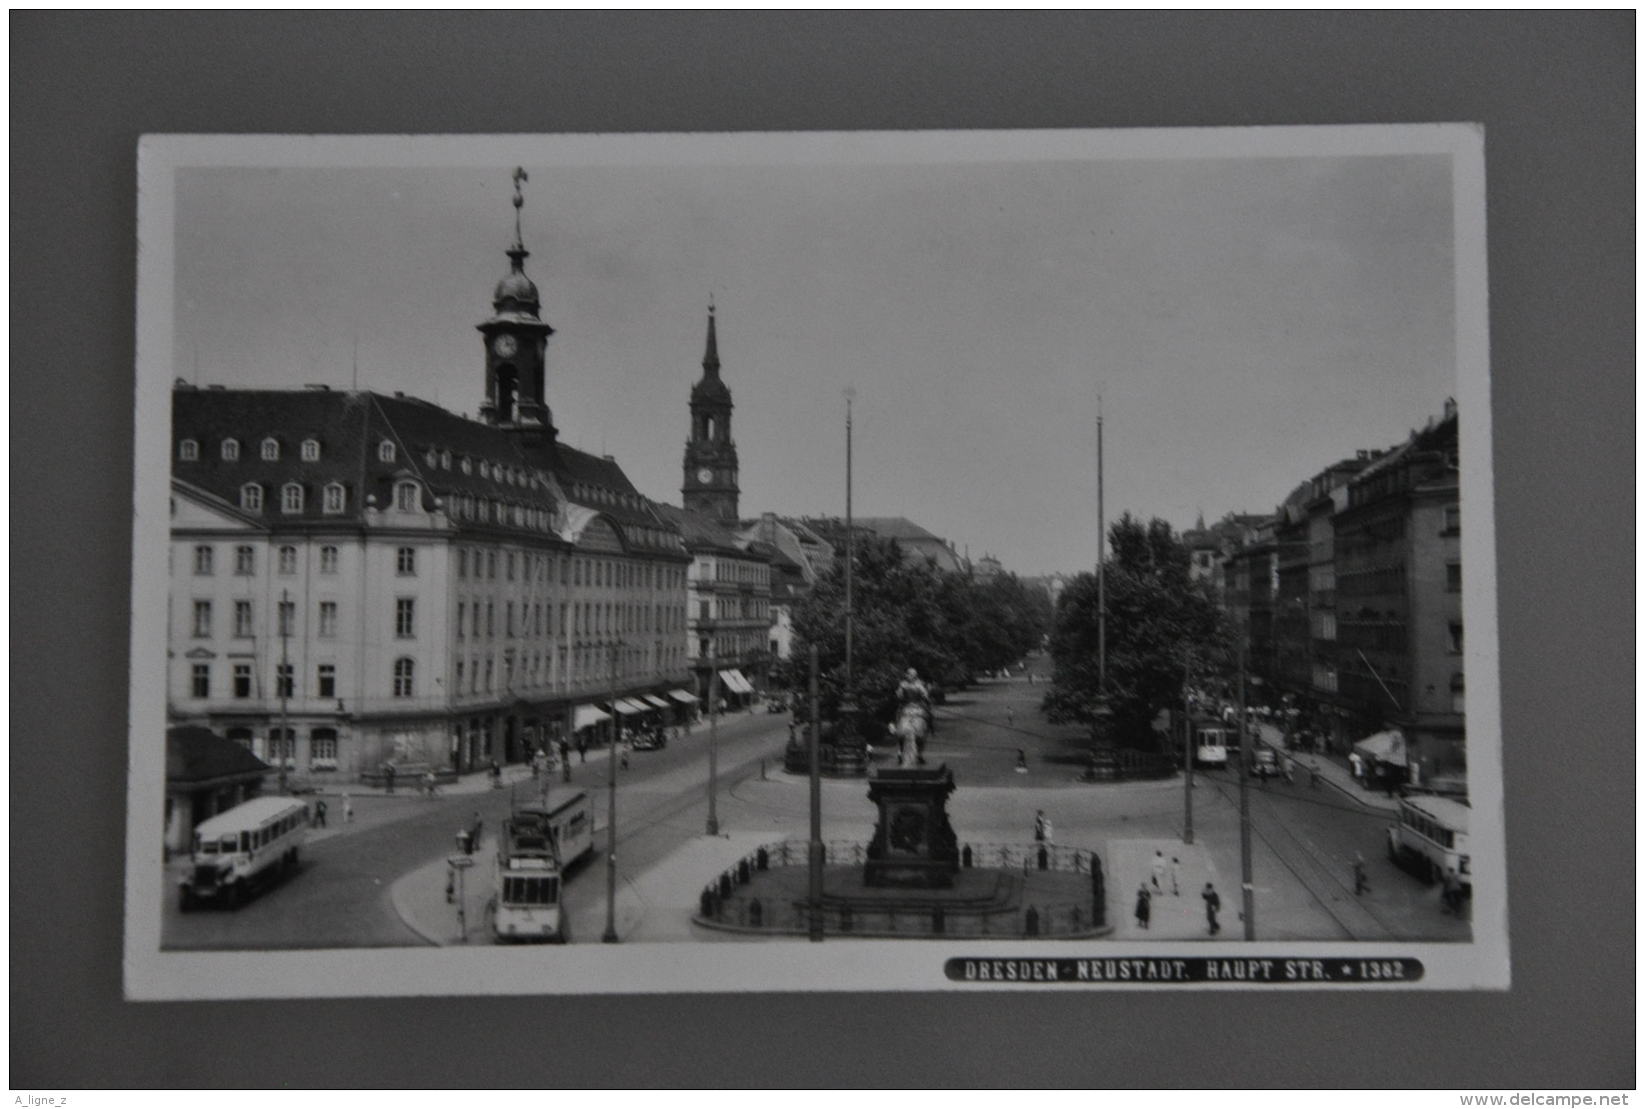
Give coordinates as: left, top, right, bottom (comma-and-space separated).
1043, 514, 1229, 747
785, 538, 1052, 727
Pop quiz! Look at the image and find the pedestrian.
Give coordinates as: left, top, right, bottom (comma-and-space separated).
489, 759, 501, 789
1353, 852, 1369, 896
1170, 856, 1182, 895
531, 749, 542, 781
1015, 749, 1028, 774
620, 745, 630, 771
577, 736, 587, 763
1282, 757, 1295, 787
424, 770, 437, 798
1150, 849, 1167, 894
383, 762, 396, 795
1202, 882, 1222, 935
1006, 708, 1015, 729
1033, 809, 1048, 843
341, 792, 353, 823
1027, 672, 1034, 686
1135, 885, 1152, 930
468, 812, 483, 853
1348, 751, 1364, 783
313, 799, 327, 828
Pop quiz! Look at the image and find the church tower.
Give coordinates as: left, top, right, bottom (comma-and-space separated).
682, 302, 740, 522
477, 167, 556, 446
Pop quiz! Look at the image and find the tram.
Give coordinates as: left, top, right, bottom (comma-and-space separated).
490, 789, 594, 943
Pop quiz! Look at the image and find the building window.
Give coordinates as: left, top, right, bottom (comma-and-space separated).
396, 482, 419, 512
1446, 562, 1462, 592
323, 483, 346, 514
240, 483, 263, 511
458, 549, 468, 579
191, 600, 212, 638
456, 601, 466, 640
1450, 673, 1466, 714
300, 439, 320, 461
393, 658, 415, 697
317, 663, 336, 699
395, 598, 416, 639
320, 546, 338, 574
191, 663, 210, 698
281, 483, 304, 513
277, 600, 295, 637
259, 437, 279, 461
507, 552, 516, 580
275, 663, 294, 699
221, 438, 240, 461
227, 727, 252, 748
233, 545, 255, 575
179, 439, 199, 461
1443, 506, 1460, 535
455, 659, 465, 690
318, 601, 338, 638
232, 664, 252, 699
1448, 621, 1464, 654
278, 545, 298, 575
310, 728, 338, 762
396, 547, 416, 576
378, 440, 397, 463
234, 600, 253, 638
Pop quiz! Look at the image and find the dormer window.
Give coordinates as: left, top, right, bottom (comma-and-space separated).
281, 483, 304, 513
378, 440, 397, 463
460, 457, 472, 475
240, 483, 263, 511
301, 439, 321, 461
396, 481, 419, 512
323, 482, 347, 514
425, 448, 438, 468
221, 438, 240, 461
178, 439, 199, 461
261, 437, 280, 461
440, 450, 451, 470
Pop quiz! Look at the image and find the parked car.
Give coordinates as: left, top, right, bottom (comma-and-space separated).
629, 730, 666, 751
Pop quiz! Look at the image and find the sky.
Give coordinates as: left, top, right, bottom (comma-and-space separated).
164, 131, 1462, 575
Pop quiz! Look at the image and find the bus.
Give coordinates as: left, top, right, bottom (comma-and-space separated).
1387, 794, 1471, 892
491, 789, 594, 943
179, 795, 309, 910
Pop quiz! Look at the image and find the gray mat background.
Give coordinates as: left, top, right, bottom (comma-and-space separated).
11, 11, 1634, 1089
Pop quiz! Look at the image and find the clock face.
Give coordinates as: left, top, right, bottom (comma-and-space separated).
492, 334, 518, 358
696, 467, 714, 484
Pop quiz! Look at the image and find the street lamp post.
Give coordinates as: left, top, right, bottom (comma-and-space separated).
808, 644, 823, 941
1182, 655, 1194, 845
705, 621, 720, 837
1237, 637, 1255, 941
602, 640, 622, 944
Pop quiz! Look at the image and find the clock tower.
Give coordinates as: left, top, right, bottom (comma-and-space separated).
478, 168, 556, 445
682, 302, 740, 523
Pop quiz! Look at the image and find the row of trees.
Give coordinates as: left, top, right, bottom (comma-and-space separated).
1042, 513, 1234, 747
778, 536, 1053, 727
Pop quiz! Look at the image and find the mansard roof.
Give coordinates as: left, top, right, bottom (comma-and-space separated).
649, 502, 764, 561
171, 385, 683, 553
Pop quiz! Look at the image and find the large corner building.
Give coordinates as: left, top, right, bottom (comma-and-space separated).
166, 177, 694, 779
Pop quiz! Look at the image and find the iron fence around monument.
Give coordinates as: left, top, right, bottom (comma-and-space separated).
696, 839, 1109, 938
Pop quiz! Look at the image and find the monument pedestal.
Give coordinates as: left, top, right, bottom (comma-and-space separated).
864, 765, 959, 889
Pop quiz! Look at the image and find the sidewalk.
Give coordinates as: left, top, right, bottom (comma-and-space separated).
1255, 725, 1399, 814
1105, 838, 1225, 940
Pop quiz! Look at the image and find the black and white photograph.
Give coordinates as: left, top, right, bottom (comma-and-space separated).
125, 126, 1503, 999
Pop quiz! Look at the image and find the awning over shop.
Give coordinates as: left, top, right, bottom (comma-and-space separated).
642, 695, 673, 710
719, 669, 753, 695
572, 705, 610, 730
669, 689, 699, 704
611, 699, 645, 715
1353, 729, 1408, 767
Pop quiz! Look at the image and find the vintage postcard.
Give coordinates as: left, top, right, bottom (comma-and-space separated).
126, 127, 1503, 997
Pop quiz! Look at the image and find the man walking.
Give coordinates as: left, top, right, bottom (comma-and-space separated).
1150, 850, 1167, 894
1170, 856, 1182, 896
1202, 882, 1222, 935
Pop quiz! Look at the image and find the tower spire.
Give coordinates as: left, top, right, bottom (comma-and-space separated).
703, 298, 720, 375
511, 166, 528, 252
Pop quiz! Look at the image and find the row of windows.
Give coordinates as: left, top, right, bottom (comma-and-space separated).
453, 641, 687, 695
455, 598, 685, 641
232, 478, 421, 515
233, 728, 339, 764
456, 547, 684, 592
180, 437, 400, 464
193, 544, 419, 578
189, 661, 341, 700
191, 598, 336, 639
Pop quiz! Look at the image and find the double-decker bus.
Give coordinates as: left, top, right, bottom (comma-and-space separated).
1387, 793, 1471, 892
490, 789, 594, 943
178, 796, 309, 910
